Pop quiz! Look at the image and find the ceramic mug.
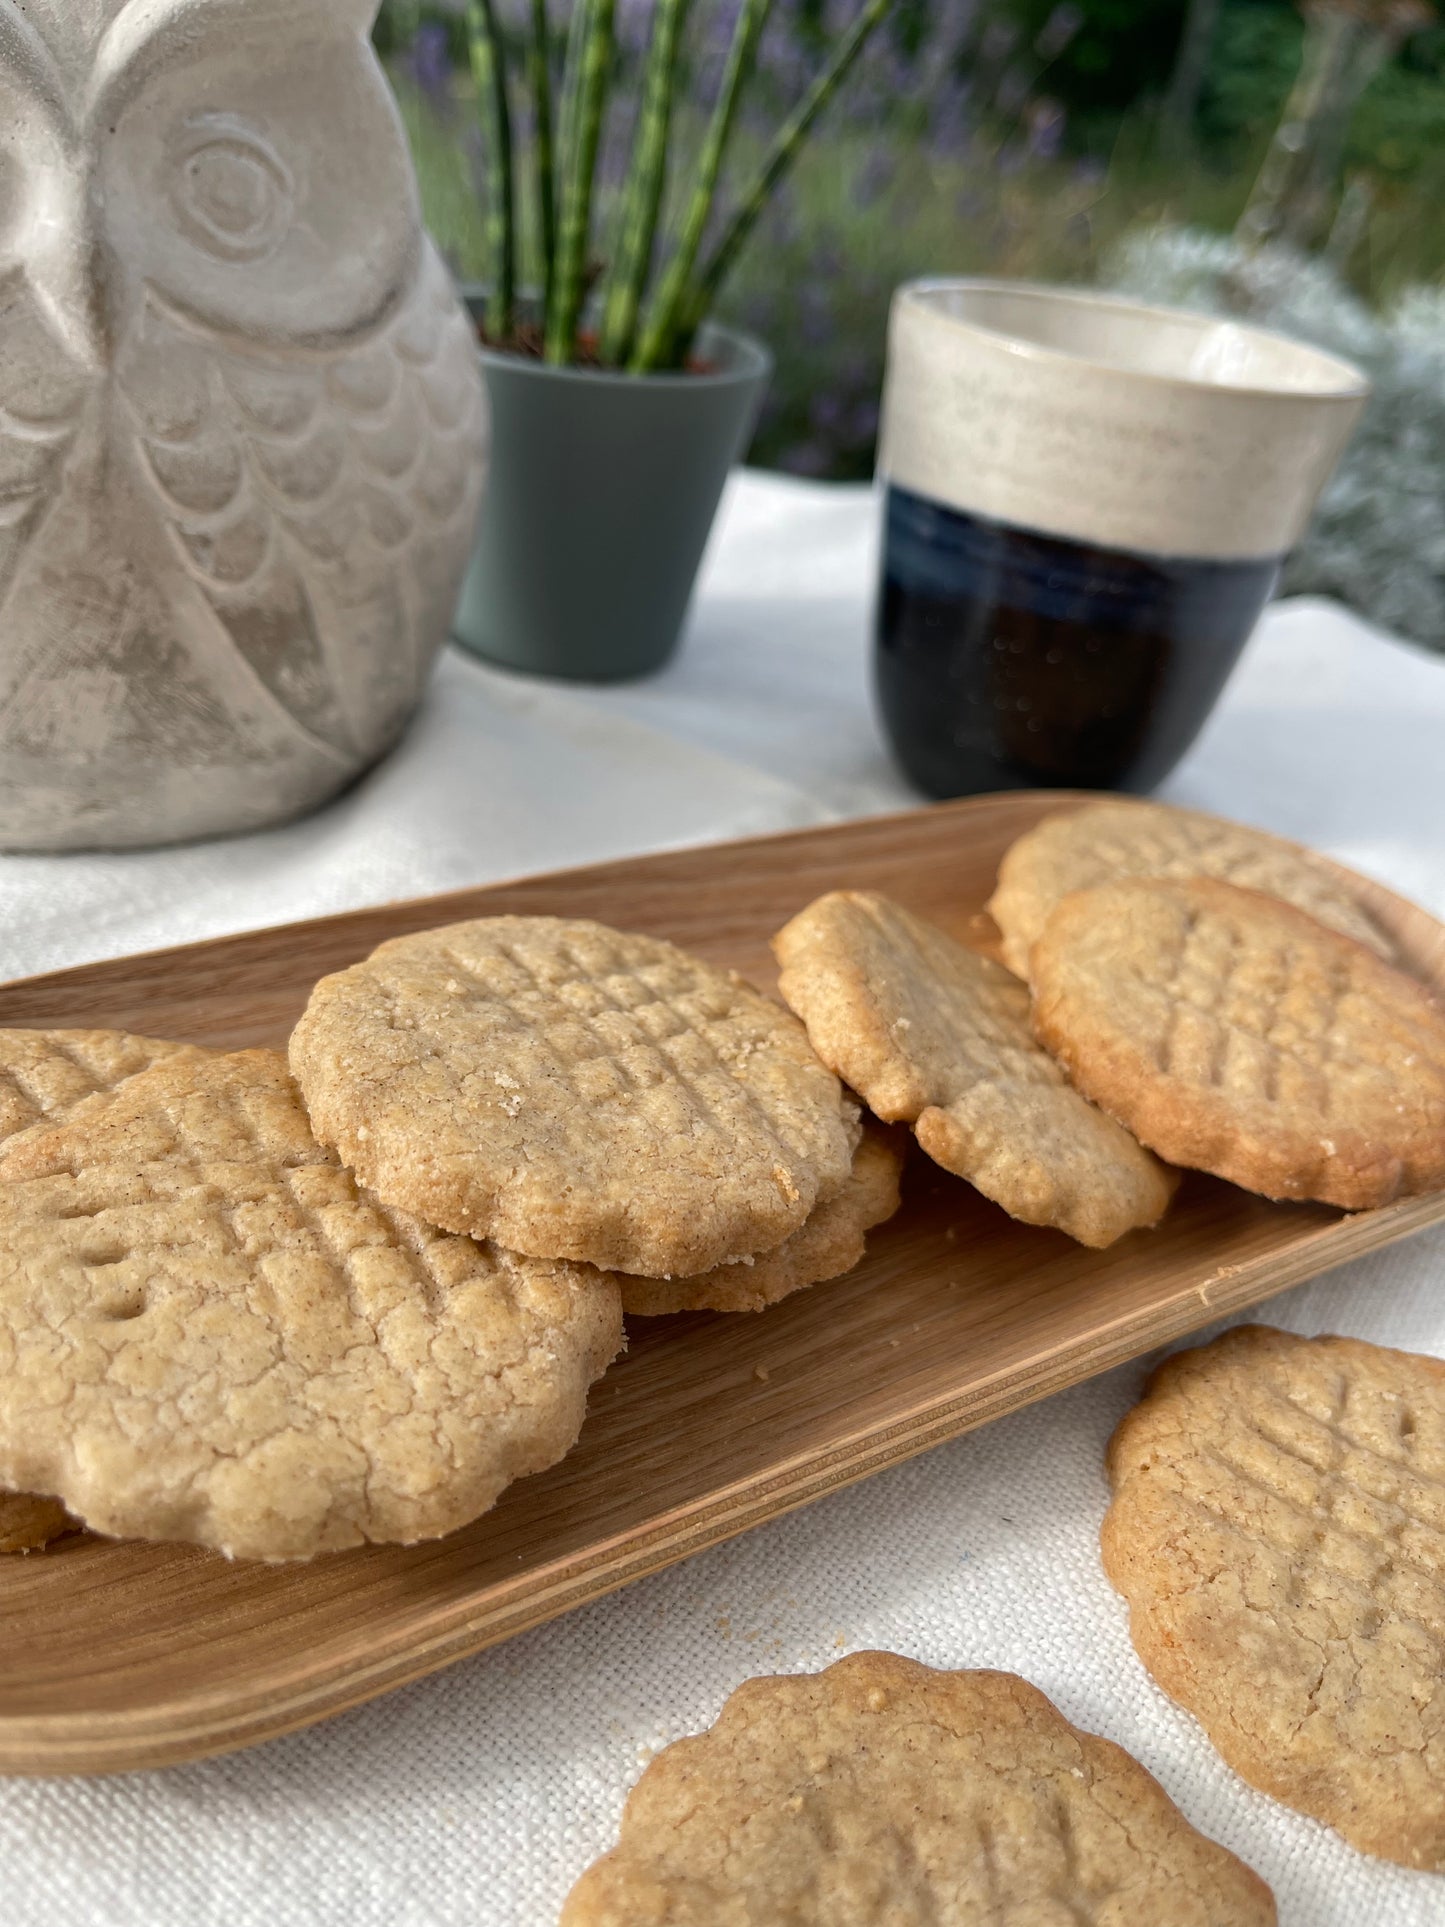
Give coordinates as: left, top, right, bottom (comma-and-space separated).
874, 279, 1369, 798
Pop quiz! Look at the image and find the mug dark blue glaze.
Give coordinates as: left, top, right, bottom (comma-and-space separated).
873, 281, 1368, 799
875, 483, 1281, 798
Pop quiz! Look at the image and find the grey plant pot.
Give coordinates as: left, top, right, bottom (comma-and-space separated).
453, 299, 771, 681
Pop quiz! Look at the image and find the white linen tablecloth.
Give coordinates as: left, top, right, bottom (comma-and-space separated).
2, 471, 1443, 1927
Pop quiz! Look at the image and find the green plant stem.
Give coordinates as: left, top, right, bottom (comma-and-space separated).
631, 0, 773, 371
529, 0, 557, 320
466, 0, 516, 342
599, 0, 691, 365
547, 0, 615, 362
549, 0, 590, 337
672, 0, 894, 358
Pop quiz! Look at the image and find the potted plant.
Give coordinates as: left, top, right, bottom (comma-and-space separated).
452, 0, 892, 679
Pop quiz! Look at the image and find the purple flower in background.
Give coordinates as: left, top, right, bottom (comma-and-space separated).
853, 145, 895, 207
780, 439, 834, 477
615, 0, 657, 57
994, 63, 1031, 119
1026, 97, 1065, 161
977, 19, 1018, 67
409, 20, 453, 104
1034, 4, 1082, 62
850, 397, 880, 442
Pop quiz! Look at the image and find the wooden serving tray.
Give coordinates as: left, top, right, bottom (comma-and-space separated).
3, 791, 1443, 1777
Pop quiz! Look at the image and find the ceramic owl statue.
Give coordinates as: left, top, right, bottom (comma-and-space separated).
0, 0, 487, 849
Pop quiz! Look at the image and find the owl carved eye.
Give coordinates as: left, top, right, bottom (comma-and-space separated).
169, 114, 294, 264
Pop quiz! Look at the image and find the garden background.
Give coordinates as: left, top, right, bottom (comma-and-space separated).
377, 0, 1445, 648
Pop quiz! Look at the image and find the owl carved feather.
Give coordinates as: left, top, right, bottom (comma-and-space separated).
123, 242, 486, 763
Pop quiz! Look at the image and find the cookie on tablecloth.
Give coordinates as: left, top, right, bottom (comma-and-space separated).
1104, 1324, 1445, 1869
561, 1651, 1276, 1924
290, 916, 860, 1278
772, 890, 1175, 1247
1031, 876, 1445, 1208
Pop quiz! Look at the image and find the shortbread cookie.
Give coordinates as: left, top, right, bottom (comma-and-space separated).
1032, 876, 1445, 1209
0, 1490, 75, 1554
562, 1651, 1276, 1925
290, 916, 860, 1278
1104, 1325, 1445, 1869
0, 1026, 205, 1148
0, 1049, 622, 1561
619, 1126, 904, 1315
990, 799, 1394, 979
772, 891, 1175, 1247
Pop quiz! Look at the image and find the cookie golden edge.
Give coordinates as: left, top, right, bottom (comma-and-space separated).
988, 799, 1397, 980
1031, 877, 1445, 1210
560, 1651, 1276, 1926
618, 1125, 906, 1315
1101, 1324, 1445, 1870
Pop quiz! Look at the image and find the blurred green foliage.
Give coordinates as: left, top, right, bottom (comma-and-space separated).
384, 0, 1445, 479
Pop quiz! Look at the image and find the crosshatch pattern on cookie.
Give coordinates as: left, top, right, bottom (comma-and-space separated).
561, 1652, 1276, 1926
0, 1049, 623, 1562
772, 890, 1175, 1249
989, 800, 1395, 979
0, 1028, 205, 1147
1104, 1326, 1445, 1870
291, 917, 859, 1277
1032, 877, 1445, 1208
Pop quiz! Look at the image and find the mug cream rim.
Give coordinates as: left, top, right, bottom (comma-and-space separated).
898, 276, 1371, 404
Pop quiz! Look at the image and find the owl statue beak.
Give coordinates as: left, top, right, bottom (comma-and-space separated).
28, 179, 110, 373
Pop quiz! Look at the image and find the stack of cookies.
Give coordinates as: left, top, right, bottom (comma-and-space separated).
0, 918, 902, 1563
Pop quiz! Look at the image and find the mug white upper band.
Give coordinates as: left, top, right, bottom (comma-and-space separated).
877, 280, 1370, 563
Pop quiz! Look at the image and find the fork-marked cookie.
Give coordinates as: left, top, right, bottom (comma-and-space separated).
562, 1651, 1276, 1925
989, 799, 1394, 980
290, 917, 860, 1278
0, 1049, 622, 1561
1104, 1324, 1445, 1869
773, 891, 1175, 1247
1031, 876, 1445, 1208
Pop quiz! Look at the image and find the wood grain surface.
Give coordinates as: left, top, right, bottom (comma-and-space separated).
2, 791, 1442, 1777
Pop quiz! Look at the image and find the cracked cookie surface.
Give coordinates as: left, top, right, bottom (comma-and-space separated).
290, 916, 860, 1278
0, 1026, 207, 1152
989, 799, 1394, 980
1031, 876, 1445, 1209
1103, 1324, 1445, 1869
561, 1650, 1276, 1925
0, 1048, 622, 1561
773, 891, 1175, 1248
618, 1125, 904, 1315
0, 1027, 209, 1546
